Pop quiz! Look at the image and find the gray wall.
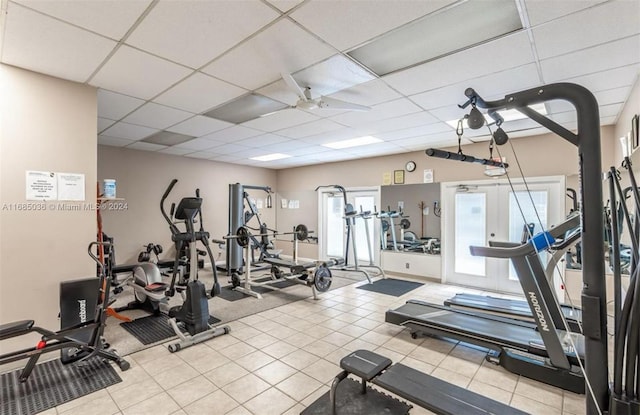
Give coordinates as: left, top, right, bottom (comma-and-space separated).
380, 183, 441, 239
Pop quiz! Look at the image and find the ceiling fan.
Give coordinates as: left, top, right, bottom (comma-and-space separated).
281, 72, 371, 112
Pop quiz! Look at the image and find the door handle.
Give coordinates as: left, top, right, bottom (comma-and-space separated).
490, 233, 495, 237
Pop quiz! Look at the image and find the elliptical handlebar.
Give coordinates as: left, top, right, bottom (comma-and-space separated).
161, 179, 181, 236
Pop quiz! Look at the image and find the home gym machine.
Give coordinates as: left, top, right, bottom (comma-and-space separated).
225, 224, 333, 299
0, 242, 130, 383
334, 83, 633, 415
316, 185, 384, 283
160, 179, 230, 352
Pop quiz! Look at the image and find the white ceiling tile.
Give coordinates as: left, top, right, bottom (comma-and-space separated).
90, 45, 192, 100
383, 32, 535, 95
122, 102, 193, 129
202, 19, 335, 90
288, 145, 332, 156
346, 142, 407, 157
102, 122, 158, 140
209, 143, 251, 155
506, 128, 549, 139
327, 79, 402, 106
241, 108, 319, 132
600, 103, 624, 118
594, 87, 633, 106
265, 0, 303, 13
126, 0, 278, 68
411, 63, 541, 111
600, 115, 618, 125
185, 151, 218, 160
15, 0, 151, 40
236, 133, 291, 148
97, 89, 145, 120
200, 126, 263, 143
98, 135, 135, 147
564, 64, 640, 92
175, 138, 221, 151
330, 98, 422, 127
98, 117, 115, 133
154, 72, 247, 114
167, 116, 233, 137
126, 141, 167, 151
501, 118, 543, 132
540, 35, 640, 82
547, 100, 574, 114
158, 146, 195, 156
299, 127, 365, 145
378, 122, 454, 141
290, 0, 456, 51
524, 0, 608, 26
533, 0, 640, 60
428, 105, 471, 123
276, 119, 345, 139
360, 112, 440, 135
265, 139, 312, 152
550, 111, 577, 125
2, 3, 117, 83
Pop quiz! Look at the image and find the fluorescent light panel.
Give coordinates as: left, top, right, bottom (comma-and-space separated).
203, 94, 288, 124
348, 0, 522, 76
446, 103, 548, 128
250, 153, 291, 161
323, 135, 382, 149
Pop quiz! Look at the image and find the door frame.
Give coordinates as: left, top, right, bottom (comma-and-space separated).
442, 175, 566, 294
317, 186, 381, 265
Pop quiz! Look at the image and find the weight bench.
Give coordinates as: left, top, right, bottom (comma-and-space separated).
331, 350, 527, 415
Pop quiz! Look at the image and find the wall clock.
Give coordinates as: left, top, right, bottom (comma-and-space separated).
405, 161, 416, 172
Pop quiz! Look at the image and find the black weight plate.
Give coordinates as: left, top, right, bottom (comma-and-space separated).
236, 227, 250, 248
400, 218, 411, 229
381, 219, 389, 232
295, 224, 309, 241
314, 266, 332, 292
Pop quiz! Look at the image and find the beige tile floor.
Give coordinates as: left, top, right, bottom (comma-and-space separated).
35, 277, 586, 415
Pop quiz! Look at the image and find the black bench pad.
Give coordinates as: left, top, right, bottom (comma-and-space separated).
340, 350, 392, 381
0, 320, 35, 339
374, 363, 528, 415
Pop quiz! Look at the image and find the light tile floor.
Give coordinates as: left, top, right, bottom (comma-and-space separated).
34, 277, 586, 415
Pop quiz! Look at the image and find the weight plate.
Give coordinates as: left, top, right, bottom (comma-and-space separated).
400, 218, 411, 230
236, 227, 250, 248
295, 224, 309, 241
381, 219, 389, 232
314, 265, 332, 292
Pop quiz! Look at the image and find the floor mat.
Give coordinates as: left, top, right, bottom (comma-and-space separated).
0, 357, 122, 415
120, 313, 221, 345
217, 279, 299, 302
301, 378, 411, 415
356, 278, 423, 297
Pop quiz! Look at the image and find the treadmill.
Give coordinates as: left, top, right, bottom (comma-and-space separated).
386, 214, 587, 394
445, 226, 583, 332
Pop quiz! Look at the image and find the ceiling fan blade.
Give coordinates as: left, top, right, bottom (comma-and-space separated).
317, 96, 371, 112
281, 72, 308, 102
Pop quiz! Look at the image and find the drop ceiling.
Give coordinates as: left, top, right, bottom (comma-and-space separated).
1, 0, 638, 169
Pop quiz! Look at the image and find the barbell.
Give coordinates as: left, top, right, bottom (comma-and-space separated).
226, 224, 312, 247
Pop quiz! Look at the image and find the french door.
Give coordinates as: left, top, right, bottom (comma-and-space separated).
443, 176, 565, 294
318, 187, 380, 265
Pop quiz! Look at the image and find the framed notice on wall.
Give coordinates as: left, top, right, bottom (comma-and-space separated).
394, 170, 405, 184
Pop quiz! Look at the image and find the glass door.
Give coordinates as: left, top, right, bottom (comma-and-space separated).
443, 176, 565, 294
318, 187, 380, 265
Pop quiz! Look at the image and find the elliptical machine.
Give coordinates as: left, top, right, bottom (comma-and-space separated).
161, 179, 230, 352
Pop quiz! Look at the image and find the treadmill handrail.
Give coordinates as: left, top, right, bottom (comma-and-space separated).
471, 213, 580, 259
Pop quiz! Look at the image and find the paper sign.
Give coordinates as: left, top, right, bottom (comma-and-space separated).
382, 172, 392, 185
423, 169, 434, 183
26, 171, 57, 200
57, 173, 85, 201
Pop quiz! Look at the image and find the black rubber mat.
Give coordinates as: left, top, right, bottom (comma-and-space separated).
356, 278, 423, 297
120, 314, 221, 345
217, 279, 299, 302
301, 378, 411, 415
0, 357, 121, 415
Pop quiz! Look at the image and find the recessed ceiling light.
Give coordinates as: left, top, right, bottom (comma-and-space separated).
250, 153, 291, 161
323, 136, 382, 149
446, 103, 548, 128
348, 0, 522, 76
204, 94, 288, 124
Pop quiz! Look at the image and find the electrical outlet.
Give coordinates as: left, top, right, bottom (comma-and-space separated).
405, 263, 410, 269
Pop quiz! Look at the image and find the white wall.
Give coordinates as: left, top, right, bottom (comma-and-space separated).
0, 65, 97, 354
